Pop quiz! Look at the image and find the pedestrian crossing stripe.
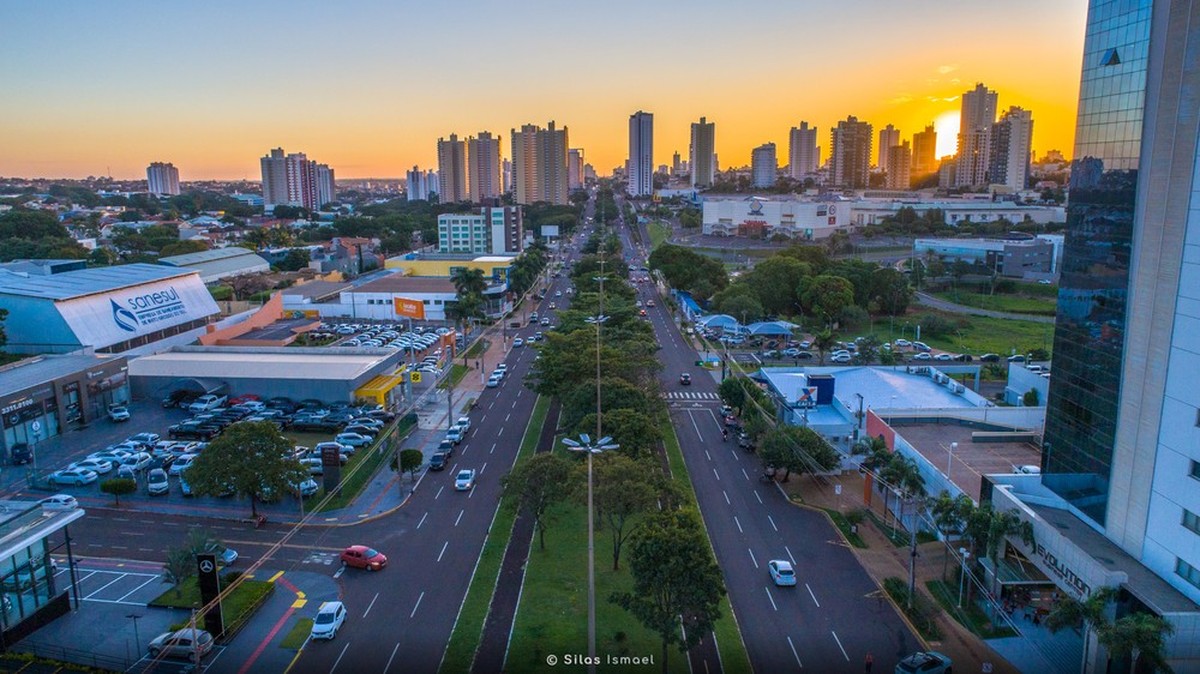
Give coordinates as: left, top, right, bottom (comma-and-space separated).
664, 392, 720, 400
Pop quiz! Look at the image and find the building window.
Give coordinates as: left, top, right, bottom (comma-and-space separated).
1191, 460, 1200, 481
1176, 558, 1200, 591
1186, 509, 1200, 536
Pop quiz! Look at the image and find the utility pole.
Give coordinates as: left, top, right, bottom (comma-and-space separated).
907, 496, 920, 610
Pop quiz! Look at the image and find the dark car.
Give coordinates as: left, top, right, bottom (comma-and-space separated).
168, 423, 218, 441
364, 409, 396, 423
9, 443, 31, 466
895, 651, 952, 674
161, 390, 199, 409
679, 373, 692, 386
266, 397, 298, 413
290, 418, 343, 433
437, 439, 455, 457
429, 451, 451, 471
980, 353, 1001, 362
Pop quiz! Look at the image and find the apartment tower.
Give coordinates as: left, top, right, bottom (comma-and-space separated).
628, 111, 654, 197
877, 124, 901, 170
467, 132, 503, 203
689, 117, 716, 188
146, 162, 180, 196
954, 83, 999, 187
910, 125, 938, 178
750, 143, 777, 188
987, 107, 1034, 191
788, 122, 819, 179
511, 121, 569, 205
437, 134, 467, 203
829, 116, 873, 189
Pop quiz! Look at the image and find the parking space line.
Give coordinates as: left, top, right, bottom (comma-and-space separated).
116, 576, 161, 602
437, 541, 448, 562
384, 642, 401, 672
787, 636, 803, 668
806, 583, 821, 608
454, 510, 464, 527
748, 548, 758, 568
755, 492, 763, 505
767, 515, 778, 532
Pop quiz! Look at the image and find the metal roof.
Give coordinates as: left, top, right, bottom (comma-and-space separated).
0, 264, 197, 301
0, 354, 126, 396
128, 347, 398, 382
158, 247, 258, 266
351, 276, 457, 294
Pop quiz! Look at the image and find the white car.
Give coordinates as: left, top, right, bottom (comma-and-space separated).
455, 469, 477, 491
107, 405, 131, 422
454, 416, 471, 434
293, 478, 319, 497
69, 458, 113, 475
335, 432, 373, 448
169, 454, 198, 476
189, 394, 228, 413
767, 560, 797, 586
120, 452, 153, 472
39, 494, 79, 511
830, 353, 853, 363
88, 451, 130, 469
895, 338, 912, 347
147, 469, 170, 495
513, 338, 524, 348
486, 374, 501, 388
48, 468, 97, 486
311, 601, 347, 640
934, 353, 954, 361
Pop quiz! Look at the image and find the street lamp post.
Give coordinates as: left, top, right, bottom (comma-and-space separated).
562, 434, 619, 674
958, 548, 972, 608
947, 441, 957, 479
126, 613, 142, 655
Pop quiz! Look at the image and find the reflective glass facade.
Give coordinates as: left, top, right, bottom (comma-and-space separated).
1042, 0, 1153, 525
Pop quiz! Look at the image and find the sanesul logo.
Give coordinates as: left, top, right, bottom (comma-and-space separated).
111, 299, 138, 332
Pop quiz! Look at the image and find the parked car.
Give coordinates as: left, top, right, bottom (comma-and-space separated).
340, 545, 388, 571
119, 452, 153, 472
39, 494, 79, 511
310, 601, 347, 640
188, 394, 228, 413
70, 458, 113, 475
335, 432, 373, 448
429, 451, 451, 471
88, 450, 130, 469
980, 353, 1001, 363
767, 560, 796, 587
446, 427, 465, 445
169, 454, 198, 477
147, 469, 170, 495
107, 404, 131, 422
161, 390, 198, 408
9, 443, 31, 466
513, 337, 525, 348
300, 457, 324, 475
895, 651, 952, 674
293, 478, 319, 497
912, 341, 932, 352
487, 374, 502, 388
455, 469, 476, 491
48, 468, 97, 486
912, 352, 933, 361
454, 417, 471, 435
148, 628, 214, 659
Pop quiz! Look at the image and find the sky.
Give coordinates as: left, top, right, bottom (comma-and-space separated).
0, 0, 1088, 181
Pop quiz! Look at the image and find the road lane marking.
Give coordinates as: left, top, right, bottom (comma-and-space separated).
787, 636, 803, 668
734, 516, 743, 533
506, 413, 511, 422
785, 546, 796, 566
767, 515, 778, 532
499, 426, 505, 436
410, 590, 426, 618
705, 449, 711, 461
748, 548, 758, 568
831, 631, 849, 661
435, 486, 444, 500
384, 643, 400, 672
417, 512, 428, 529
687, 410, 704, 439
455, 510, 464, 526
723, 490, 730, 505
741, 468, 750, 481
333, 566, 345, 579
330, 643, 350, 673
764, 586, 778, 611
806, 584, 821, 607
755, 492, 763, 505
437, 541, 449, 562
363, 592, 380, 617
712, 468, 720, 481
480, 461, 487, 475
490, 442, 496, 454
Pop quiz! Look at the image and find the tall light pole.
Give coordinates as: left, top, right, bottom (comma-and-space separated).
562, 433, 619, 674
957, 548, 972, 608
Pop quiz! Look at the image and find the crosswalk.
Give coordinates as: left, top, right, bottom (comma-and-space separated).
664, 391, 721, 401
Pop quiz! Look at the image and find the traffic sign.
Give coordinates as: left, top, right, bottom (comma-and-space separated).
410, 372, 422, 383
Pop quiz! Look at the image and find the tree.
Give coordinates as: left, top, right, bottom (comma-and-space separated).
871, 267, 913, 315
397, 448, 423, 481
930, 491, 974, 579
185, 421, 308, 517
1102, 611, 1175, 673
162, 547, 194, 598
590, 454, 661, 570
717, 377, 747, 414
575, 409, 660, 461
853, 335, 881, 365
813, 329, 837, 365
963, 503, 1034, 598
759, 426, 840, 481
743, 256, 808, 316
450, 267, 487, 296
275, 248, 312, 272
100, 477, 137, 506
800, 275, 854, 326
612, 510, 725, 673
500, 453, 574, 550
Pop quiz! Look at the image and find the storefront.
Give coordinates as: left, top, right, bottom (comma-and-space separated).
0, 502, 84, 648
0, 355, 129, 464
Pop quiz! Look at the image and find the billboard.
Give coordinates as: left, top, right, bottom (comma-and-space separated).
55, 273, 220, 349
540, 224, 560, 238
393, 297, 426, 319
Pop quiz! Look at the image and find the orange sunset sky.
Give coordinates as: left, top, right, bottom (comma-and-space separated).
0, 0, 1087, 181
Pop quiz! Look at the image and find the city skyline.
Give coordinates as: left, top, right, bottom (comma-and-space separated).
0, 0, 1087, 180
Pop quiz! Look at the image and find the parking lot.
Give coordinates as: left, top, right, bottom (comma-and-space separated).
58, 559, 168, 606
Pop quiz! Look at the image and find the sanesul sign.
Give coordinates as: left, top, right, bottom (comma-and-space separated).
55, 275, 221, 348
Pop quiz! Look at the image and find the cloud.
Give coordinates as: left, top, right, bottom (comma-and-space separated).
889, 95, 914, 105
937, 64, 958, 75
949, 78, 961, 85
927, 95, 960, 103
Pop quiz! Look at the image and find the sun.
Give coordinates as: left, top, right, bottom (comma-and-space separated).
933, 110, 960, 160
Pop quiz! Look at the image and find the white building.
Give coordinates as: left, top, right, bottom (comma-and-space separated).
750, 143, 777, 188
315, 163, 336, 207
955, 83, 999, 187
877, 124, 900, 170
627, 112, 653, 197
146, 162, 180, 196
849, 200, 1065, 227
702, 197, 847, 240
406, 166, 433, 201
467, 132, 503, 202
437, 207, 523, 255
568, 149, 585, 190
788, 122, 818, 179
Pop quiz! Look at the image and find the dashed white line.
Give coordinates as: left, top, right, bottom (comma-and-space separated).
416, 512, 428, 529
712, 467, 720, 481
363, 592, 380, 617
831, 631, 849, 661
785, 545, 796, 566
754, 492, 763, 505
410, 591, 425, 618
787, 636, 803, 668
435, 486, 444, 500
705, 449, 712, 461
764, 586, 778, 611
741, 468, 750, 481
806, 583, 821, 607
454, 510, 464, 526
767, 515, 778, 532
479, 462, 487, 475
498, 426, 505, 436
730, 449, 738, 461
748, 548, 758, 568
437, 541, 449, 562
723, 490, 730, 505
384, 643, 400, 672
490, 442, 497, 455
734, 516, 743, 534
331, 642, 350, 673
506, 413, 511, 422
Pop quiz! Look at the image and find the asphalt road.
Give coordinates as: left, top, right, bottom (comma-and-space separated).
619, 207, 921, 672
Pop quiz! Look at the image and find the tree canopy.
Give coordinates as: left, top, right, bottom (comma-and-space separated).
184, 421, 308, 517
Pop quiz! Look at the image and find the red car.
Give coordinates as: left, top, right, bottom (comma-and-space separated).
228, 394, 261, 406
340, 545, 388, 571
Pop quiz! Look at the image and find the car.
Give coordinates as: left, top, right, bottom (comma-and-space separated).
87, 450, 130, 469
119, 452, 153, 472
979, 353, 1001, 363
188, 394, 228, 413
646, 299, 655, 307
293, 478, 319, 497
934, 353, 953, 361
161, 390, 198, 408
1014, 464, 1042, 475
454, 416, 471, 434
1007, 354, 1027, 363
39, 494, 79, 511
116, 465, 138, 482
912, 352, 933, 361
107, 404, 131, 422
1038, 279, 1053, 285
300, 457, 324, 475
48, 468, 97, 486
335, 432, 373, 448
429, 451, 451, 471
513, 337, 524, 347
148, 628, 214, 659
767, 560, 796, 586
311, 601, 347, 640
678, 372, 692, 386
455, 469, 476, 491
912, 341, 932, 352
487, 374, 502, 388
218, 547, 238, 565
169, 454, 198, 476
540, 317, 551, 326
548, 302, 556, 309
69, 458, 113, 475
344, 424, 380, 438
316, 440, 354, 456
349, 417, 384, 430
145, 468, 170, 495
555, 290, 562, 297
341, 545, 388, 571
895, 651, 952, 674
446, 427, 465, 444
782, 347, 801, 358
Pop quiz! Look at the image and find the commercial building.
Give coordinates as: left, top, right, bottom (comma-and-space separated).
437, 134, 467, 203
0, 264, 219, 355
511, 121, 569, 206
955, 83, 999, 187
750, 143, 776, 188
884, 140, 912, 190
157, 247, 271, 284
0, 499, 85, 645
568, 149, 585, 190
988, 106, 1035, 191
627, 111, 654, 197
0, 354, 129, 461
877, 124, 900, 170
129, 346, 403, 404
260, 148, 328, 212
829, 116, 873, 189
913, 236, 1056, 278
145, 162, 180, 196
689, 117, 716, 188
911, 125, 938, 177
849, 200, 1065, 227
788, 122, 818, 179
702, 198, 847, 240
437, 206, 524, 255
467, 132, 503, 203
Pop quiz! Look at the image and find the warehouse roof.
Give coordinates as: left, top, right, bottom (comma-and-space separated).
158, 247, 271, 283
0, 264, 198, 301
0, 354, 126, 396
127, 347, 398, 382
351, 275, 457, 294
158, 247, 257, 266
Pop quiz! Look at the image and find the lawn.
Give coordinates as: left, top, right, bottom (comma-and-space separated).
859, 310, 1054, 359
151, 574, 274, 635
926, 579, 1017, 639
932, 290, 1057, 316
438, 363, 470, 389
647, 221, 671, 250
440, 396, 550, 673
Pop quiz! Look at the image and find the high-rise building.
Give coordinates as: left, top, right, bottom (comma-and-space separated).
146, 162, 180, 196
987, 107, 1034, 191
511, 121, 569, 205
437, 134, 467, 203
788, 122, 819, 179
502, 159, 512, 194
829, 116, 873, 189
954, 83, 999, 187
437, 206, 524, 255
884, 141, 911, 190
315, 164, 335, 208
750, 143, 777, 188
260, 148, 324, 211
568, 149, 585, 190
628, 111, 654, 197
689, 117, 716, 188
467, 132, 502, 203
672, 151, 682, 176
406, 166, 432, 201
910, 125, 938, 177
877, 124, 900, 170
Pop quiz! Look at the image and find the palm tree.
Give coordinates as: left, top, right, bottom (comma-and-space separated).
930, 491, 974, 580
450, 267, 487, 297
1047, 588, 1175, 674
813, 329, 836, 365
962, 503, 1034, 600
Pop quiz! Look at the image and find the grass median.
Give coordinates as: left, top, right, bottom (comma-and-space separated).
152, 574, 274, 636
439, 395, 550, 673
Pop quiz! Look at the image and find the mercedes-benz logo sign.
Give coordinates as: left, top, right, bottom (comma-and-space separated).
199, 560, 215, 573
